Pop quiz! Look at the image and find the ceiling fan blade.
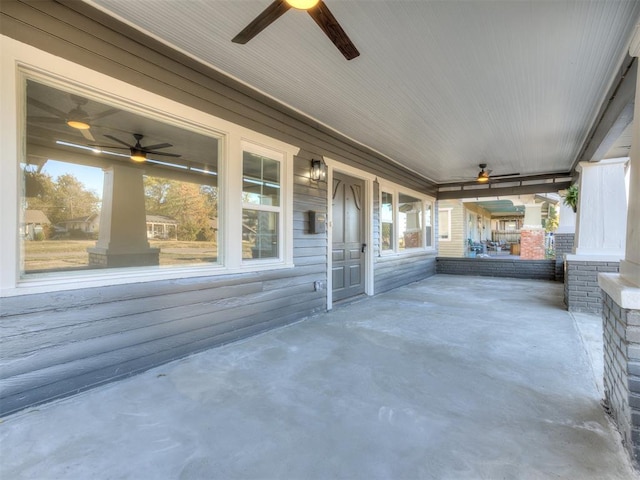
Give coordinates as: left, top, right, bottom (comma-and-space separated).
91, 108, 120, 121
232, 0, 291, 44
307, 1, 359, 60
27, 116, 65, 124
149, 151, 182, 158
81, 129, 96, 142
27, 97, 67, 119
104, 134, 133, 148
142, 143, 173, 151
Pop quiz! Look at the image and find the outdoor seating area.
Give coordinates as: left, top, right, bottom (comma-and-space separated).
468, 239, 517, 257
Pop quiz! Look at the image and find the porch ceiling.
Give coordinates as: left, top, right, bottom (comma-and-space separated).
88, 0, 639, 185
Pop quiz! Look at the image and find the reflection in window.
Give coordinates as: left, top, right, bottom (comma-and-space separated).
242, 150, 281, 260
398, 193, 422, 250
22, 78, 220, 276
381, 191, 394, 251
425, 203, 433, 247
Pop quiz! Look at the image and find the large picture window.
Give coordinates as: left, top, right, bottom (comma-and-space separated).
21, 79, 221, 276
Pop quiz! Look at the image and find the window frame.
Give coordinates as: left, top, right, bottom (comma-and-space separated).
0, 38, 297, 296
378, 181, 435, 255
241, 141, 287, 264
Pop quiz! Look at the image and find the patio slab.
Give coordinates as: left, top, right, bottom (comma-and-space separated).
0, 274, 637, 479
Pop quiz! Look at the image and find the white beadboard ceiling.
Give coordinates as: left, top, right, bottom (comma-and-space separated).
88, 0, 639, 184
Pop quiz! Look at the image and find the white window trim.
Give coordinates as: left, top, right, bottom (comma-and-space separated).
378, 180, 435, 255
240, 140, 290, 266
0, 36, 298, 297
438, 208, 453, 242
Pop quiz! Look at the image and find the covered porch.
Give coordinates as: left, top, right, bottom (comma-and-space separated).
1, 275, 635, 479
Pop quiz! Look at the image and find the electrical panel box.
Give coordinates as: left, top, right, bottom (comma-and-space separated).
309, 211, 326, 234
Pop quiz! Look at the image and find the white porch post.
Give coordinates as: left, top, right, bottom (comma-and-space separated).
555, 195, 576, 235
573, 158, 628, 256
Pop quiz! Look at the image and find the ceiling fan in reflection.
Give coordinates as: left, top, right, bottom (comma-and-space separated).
92, 133, 182, 162
27, 94, 119, 142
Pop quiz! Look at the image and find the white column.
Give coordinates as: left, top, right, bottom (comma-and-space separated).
522, 203, 542, 228
556, 193, 576, 234
88, 164, 159, 267
620, 43, 640, 287
573, 158, 628, 257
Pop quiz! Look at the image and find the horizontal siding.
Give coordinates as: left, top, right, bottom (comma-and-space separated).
374, 253, 437, 294
438, 200, 466, 257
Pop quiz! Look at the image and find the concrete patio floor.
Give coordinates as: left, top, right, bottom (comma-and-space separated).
1, 274, 638, 479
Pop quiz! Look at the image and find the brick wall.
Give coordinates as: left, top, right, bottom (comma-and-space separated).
436, 257, 556, 280
565, 260, 620, 313
602, 291, 640, 463
554, 233, 574, 256
521, 229, 545, 260
554, 233, 574, 281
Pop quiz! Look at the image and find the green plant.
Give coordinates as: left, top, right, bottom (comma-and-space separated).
562, 185, 579, 213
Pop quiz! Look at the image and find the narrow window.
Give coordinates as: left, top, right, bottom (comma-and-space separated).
381, 191, 394, 251
242, 150, 281, 260
425, 202, 433, 247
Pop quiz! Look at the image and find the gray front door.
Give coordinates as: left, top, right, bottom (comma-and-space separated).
332, 172, 365, 302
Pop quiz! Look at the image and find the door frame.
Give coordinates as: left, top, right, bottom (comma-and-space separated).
325, 157, 376, 310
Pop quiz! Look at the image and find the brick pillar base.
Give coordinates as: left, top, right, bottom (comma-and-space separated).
600, 273, 640, 466
520, 228, 545, 260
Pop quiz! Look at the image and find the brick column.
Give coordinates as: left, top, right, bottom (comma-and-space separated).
520, 203, 545, 260
598, 25, 640, 466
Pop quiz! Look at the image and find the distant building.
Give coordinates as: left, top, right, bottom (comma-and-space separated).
22, 209, 51, 240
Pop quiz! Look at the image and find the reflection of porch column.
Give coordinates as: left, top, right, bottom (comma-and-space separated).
573, 159, 628, 256
598, 32, 640, 464
520, 203, 545, 260
88, 164, 159, 267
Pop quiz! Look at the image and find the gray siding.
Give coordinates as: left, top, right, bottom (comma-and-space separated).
375, 254, 437, 294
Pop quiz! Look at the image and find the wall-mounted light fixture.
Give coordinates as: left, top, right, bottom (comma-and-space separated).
310, 158, 327, 182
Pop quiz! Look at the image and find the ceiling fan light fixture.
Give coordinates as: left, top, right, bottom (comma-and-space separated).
477, 172, 490, 183
130, 148, 147, 163
285, 0, 319, 9
66, 107, 91, 130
